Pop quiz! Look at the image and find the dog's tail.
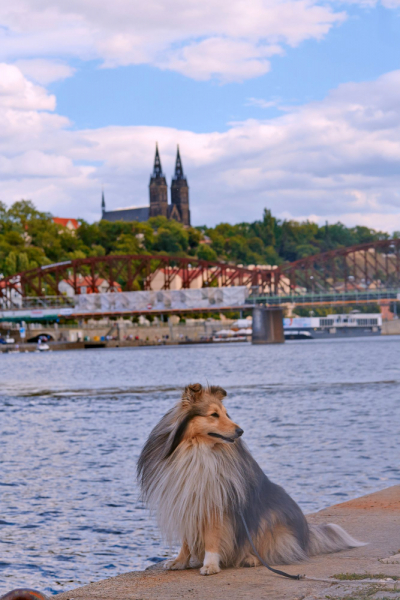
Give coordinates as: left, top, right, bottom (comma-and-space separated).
308, 523, 366, 556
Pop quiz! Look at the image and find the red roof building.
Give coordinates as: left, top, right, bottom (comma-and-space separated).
59, 276, 122, 297
53, 217, 80, 232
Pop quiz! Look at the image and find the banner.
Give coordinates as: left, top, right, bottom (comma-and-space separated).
74, 286, 249, 313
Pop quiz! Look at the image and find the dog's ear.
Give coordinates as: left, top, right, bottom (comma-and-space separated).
182, 383, 203, 405
209, 385, 227, 401
165, 413, 193, 458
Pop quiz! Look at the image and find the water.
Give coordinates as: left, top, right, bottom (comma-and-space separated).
1, 337, 400, 595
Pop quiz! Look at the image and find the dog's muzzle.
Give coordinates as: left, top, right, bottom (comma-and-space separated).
208, 428, 244, 442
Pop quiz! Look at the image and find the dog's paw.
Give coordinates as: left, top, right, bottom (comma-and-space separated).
163, 558, 188, 570
200, 551, 221, 575
200, 563, 221, 575
189, 556, 202, 568
242, 554, 261, 568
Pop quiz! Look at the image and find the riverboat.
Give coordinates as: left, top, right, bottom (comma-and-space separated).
284, 311, 382, 340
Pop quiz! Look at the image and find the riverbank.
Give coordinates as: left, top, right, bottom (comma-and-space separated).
0, 337, 249, 352
56, 485, 400, 600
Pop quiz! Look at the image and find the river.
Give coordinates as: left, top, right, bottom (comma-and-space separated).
1, 337, 399, 594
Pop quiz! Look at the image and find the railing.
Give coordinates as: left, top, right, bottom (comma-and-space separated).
247, 288, 400, 306
0, 295, 75, 310
3, 288, 400, 314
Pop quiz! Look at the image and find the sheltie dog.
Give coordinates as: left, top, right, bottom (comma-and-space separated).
137, 384, 364, 576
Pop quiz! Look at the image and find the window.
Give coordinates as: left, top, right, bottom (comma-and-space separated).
320, 318, 334, 326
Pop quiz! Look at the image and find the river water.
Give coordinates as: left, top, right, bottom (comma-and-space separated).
1, 337, 400, 595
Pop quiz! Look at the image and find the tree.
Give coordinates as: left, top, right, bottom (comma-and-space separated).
197, 244, 218, 261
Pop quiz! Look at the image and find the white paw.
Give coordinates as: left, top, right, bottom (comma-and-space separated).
200, 553, 221, 575
164, 558, 188, 570
200, 563, 221, 575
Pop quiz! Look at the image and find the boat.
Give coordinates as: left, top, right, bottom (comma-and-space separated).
36, 341, 50, 352
283, 311, 382, 339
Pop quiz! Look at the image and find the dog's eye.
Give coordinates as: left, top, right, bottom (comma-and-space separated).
211, 412, 219, 418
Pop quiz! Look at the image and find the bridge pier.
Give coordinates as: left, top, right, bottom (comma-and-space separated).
252, 306, 285, 344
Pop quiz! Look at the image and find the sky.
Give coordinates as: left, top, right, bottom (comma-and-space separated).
1, 0, 400, 230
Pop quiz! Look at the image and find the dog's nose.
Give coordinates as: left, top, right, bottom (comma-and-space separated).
236, 428, 244, 437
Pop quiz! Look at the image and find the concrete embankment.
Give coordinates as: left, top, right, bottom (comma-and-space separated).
56, 485, 400, 600
382, 320, 400, 335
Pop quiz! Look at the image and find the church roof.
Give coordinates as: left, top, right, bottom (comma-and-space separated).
102, 206, 150, 222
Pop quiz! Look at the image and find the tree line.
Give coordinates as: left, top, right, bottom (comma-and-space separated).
0, 200, 393, 277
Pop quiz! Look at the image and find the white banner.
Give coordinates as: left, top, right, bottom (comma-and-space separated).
74, 286, 249, 313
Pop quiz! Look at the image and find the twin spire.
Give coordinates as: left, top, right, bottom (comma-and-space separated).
152, 143, 185, 181
101, 143, 190, 226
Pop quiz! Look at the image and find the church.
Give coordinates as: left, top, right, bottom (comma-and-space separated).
101, 145, 190, 226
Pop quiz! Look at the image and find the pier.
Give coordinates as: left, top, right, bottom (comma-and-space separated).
55, 486, 400, 600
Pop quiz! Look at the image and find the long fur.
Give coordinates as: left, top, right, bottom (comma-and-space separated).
137, 385, 365, 569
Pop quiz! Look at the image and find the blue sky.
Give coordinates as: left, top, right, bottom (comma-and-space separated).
1, 0, 400, 230
52, 5, 400, 133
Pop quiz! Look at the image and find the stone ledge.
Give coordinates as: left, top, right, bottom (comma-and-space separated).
56, 485, 400, 600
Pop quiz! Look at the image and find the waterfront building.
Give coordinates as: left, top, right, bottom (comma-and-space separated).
101, 145, 190, 225
58, 276, 122, 297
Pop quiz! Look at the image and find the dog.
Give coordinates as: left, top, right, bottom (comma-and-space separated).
137, 383, 364, 575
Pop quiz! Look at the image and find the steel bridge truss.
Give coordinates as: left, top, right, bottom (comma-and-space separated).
273, 239, 400, 296
0, 254, 272, 309
1, 239, 400, 309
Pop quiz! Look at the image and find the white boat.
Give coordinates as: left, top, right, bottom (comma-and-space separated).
36, 342, 50, 352
283, 311, 382, 339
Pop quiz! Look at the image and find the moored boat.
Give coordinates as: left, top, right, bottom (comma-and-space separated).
284, 311, 382, 339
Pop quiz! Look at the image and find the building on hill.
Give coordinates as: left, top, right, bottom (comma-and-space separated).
101, 145, 190, 226
100, 189, 150, 223
53, 217, 80, 234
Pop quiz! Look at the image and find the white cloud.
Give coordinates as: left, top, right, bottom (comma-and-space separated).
338, 0, 400, 7
0, 63, 55, 110
161, 38, 284, 83
246, 97, 281, 109
14, 59, 76, 84
0, 0, 345, 81
2, 64, 400, 231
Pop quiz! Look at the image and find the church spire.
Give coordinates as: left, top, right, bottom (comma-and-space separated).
149, 143, 168, 218
174, 145, 185, 180
152, 143, 164, 178
170, 145, 190, 226
101, 188, 106, 216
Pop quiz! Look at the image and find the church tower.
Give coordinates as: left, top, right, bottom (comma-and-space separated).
170, 146, 190, 226
149, 144, 168, 218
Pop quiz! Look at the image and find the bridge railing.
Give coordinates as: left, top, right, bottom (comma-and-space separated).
247, 288, 400, 306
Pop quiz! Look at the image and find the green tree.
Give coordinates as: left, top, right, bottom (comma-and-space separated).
197, 244, 218, 261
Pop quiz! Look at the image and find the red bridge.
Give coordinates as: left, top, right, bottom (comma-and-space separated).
1, 239, 400, 308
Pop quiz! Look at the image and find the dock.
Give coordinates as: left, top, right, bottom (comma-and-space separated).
56, 485, 400, 600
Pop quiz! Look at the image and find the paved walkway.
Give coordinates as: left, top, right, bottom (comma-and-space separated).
57, 485, 400, 600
